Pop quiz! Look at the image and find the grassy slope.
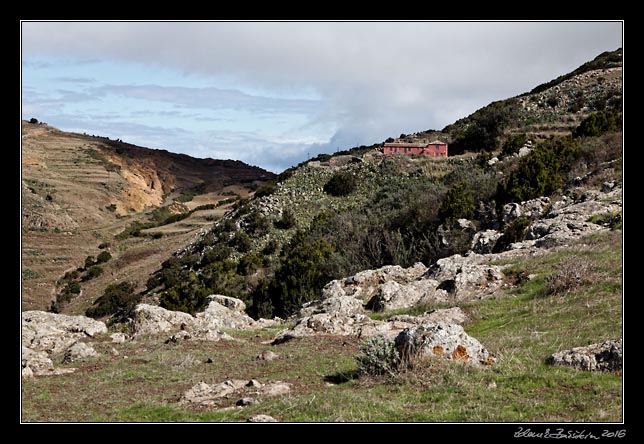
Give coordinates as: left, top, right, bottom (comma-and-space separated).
21, 230, 622, 422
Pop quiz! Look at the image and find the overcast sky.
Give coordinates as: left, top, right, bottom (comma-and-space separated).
21, 21, 622, 173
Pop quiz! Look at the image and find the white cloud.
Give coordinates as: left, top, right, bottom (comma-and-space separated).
21, 21, 623, 172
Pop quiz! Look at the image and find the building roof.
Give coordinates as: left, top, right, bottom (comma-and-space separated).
428, 139, 446, 145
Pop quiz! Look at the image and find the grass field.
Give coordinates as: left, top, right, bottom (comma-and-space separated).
21, 231, 622, 423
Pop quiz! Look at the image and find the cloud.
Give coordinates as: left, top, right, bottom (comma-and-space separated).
21, 21, 623, 172
92, 84, 323, 115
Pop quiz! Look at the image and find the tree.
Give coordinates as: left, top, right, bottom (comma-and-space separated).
86, 281, 139, 318
29, 118, 38, 124
438, 182, 475, 222
96, 251, 112, 263
573, 110, 622, 138
324, 171, 358, 197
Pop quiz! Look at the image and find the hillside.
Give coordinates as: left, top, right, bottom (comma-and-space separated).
22, 49, 623, 423
21, 121, 274, 312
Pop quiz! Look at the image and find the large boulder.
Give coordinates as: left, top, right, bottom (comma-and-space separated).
424, 254, 506, 302
298, 295, 365, 318
196, 298, 256, 330
394, 323, 494, 366
131, 304, 197, 337
471, 230, 502, 254
62, 342, 98, 363
547, 339, 622, 371
22, 311, 107, 355
181, 379, 292, 407
208, 295, 246, 312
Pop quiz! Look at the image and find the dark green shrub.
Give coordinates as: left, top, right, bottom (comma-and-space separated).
96, 251, 112, 263
254, 183, 277, 198
231, 231, 252, 252
274, 209, 297, 230
500, 134, 528, 158
98, 242, 111, 249
438, 182, 475, 222
262, 239, 280, 255
105, 204, 117, 212
83, 265, 103, 281
159, 273, 210, 315
86, 281, 139, 318
237, 252, 266, 276
146, 275, 161, 291
245, 211, 271, 236
502, 137, 580, 203
493, 217, 531, 253
324, 171, 358, 197
84, 255, 96, 269
573, 110, 622, 138
29, 117, 39, 124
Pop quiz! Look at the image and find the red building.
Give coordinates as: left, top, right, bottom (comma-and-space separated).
382, 140, 448, 157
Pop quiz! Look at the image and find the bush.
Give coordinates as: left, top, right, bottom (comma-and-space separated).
545, 257, 597, 296
274, 209, 297, 230
493, 217, 531, 253
83, 265, 103, 281
254, 183, 277, 198
356, 335, 400, 377
587, 212, 622, 230
231, 231, 252, 253
29, 117, 39, 124
98, 242, 111, 249
573, 110, 622, 138
86, 281, 139, 318
438, 182, 474, 222
96, 251, 112, 263
500, 134, 528, 158
324, 171, 358, 197
84, 255, 96, 269
501, 137, 580, 203
245, 211, 271, 236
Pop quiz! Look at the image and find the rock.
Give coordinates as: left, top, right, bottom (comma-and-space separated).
196, 299, 256, 330
601, 181, 616, 193
487, 157, 498, 166
22, 311, 107, 355
22, 346, 54, 375
456, 218, 476, 232
62, 342, 98, 363
502, 197, 550, 225
181, 379, 291, 407
548, 339, 622, 371
471, 230, 502, 254
207, 295, 246, 312
257, 350, 279, 361
298, 295, 364, 318
518, 146, 532, 157
110, 333, 127, 344
131, 304, 196, 337
425, 254, 505, 302
22, 366, 34, 379
247, 414, 278, 423
367, 281, 423, 312
394, 323, 494, 366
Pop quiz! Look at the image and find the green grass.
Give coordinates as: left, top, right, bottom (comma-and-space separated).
21, 231, 622, 422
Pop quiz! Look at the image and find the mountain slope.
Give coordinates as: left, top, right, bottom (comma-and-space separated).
21, 121, 274, 311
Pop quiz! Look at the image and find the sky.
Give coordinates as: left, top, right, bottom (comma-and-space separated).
21, 21, 623, 173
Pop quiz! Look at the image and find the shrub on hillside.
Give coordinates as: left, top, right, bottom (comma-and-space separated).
274, 209, 297, 230
83, 265, 104, 281
324, 171, 358, 197
492, 217, 531, 253
245, 211, 271, 236
356, 335, 400, 377
500, 134, 528, 158
86, 281, 139, 319
501, 137, 580, 204
438, 182, 475, 222
545, 257, 597, 296
96, 251, 112, 263
573, 110, 622, 138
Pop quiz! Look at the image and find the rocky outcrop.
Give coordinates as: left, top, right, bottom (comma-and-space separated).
273, 307, 468, 345
547, 339, 622, 371
21, 311, 106, 376
181, 379, 292, 407
130, 296, 269, 341
394, 323, 494, 366
471, 230, 502, 254
424, 254, 506, 302
298, 295, 365, 318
